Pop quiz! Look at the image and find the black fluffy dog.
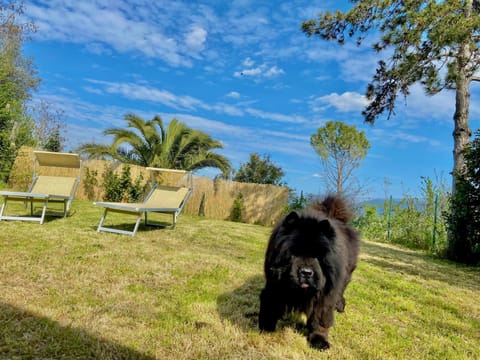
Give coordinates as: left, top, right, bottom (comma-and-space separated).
258, 195, 360, 350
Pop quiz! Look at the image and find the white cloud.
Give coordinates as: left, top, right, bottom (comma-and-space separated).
369, 128, 442, 147
264, 66, 285, 77
184, 25, 207, 52
226, 91, 241, 99
400, 85, 455, 123
24, 1, 201, 67
312, 92, 369, 113
234, 63, 285, 78
85, 80, 310, 125
234, 67, 262, 77
86, 79, 206, 111
245, 108, 307, 124
243, 57, 255, 67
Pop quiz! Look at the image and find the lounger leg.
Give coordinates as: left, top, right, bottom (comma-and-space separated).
131, 213, 143, 237
97, 208, 108, 232
0, 197, 7, 220
39, 199, 48, 225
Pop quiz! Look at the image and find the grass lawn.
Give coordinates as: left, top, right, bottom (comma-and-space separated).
0, 200, 479, 359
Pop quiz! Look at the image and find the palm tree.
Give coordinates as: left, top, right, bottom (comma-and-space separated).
78, 113, 232, 175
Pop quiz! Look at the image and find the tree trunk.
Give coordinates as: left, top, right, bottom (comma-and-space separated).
452, 41, 472, 196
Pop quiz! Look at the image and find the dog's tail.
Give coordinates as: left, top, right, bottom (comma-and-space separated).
310, 194, 353, 223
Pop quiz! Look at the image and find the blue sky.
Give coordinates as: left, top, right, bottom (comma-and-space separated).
20, 0, 480, 199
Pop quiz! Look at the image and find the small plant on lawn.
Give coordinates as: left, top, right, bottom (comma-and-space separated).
230, 191, 244, 222
83, 167, 99, 200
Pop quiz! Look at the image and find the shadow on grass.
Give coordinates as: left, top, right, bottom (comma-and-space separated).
216, 275, 264, 331
0, 303, 155, 359
216, 276, 321, 336
88, 222, 175, 235
361, 241, 480, 291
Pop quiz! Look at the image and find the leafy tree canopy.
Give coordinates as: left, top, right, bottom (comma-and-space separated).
0, 1, 39, 181
311, 120, 370, 195
302, 0, 480, 190
233, 153, 286, 186
78, 113, 232, 176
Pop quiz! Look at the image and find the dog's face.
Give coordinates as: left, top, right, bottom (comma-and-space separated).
266, 211, 338, 294
290, 256, 325, 292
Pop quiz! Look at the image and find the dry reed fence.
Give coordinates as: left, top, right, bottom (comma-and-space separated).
7, 147, 289, 226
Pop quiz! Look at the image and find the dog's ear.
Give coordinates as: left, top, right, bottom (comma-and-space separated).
318, 219, 335, 239
284, 211, 299, 227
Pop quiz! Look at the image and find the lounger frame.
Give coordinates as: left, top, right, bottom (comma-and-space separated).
94, 168, 193, 236
0, 151, 82, 224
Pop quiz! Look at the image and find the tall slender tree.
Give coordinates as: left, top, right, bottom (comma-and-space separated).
311, 121, 370, 196
302, 0, 480, 195
78, 113, 232, 175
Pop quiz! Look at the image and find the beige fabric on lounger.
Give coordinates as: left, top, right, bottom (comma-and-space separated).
0, 151, 82, 224
94, 167, 193, 236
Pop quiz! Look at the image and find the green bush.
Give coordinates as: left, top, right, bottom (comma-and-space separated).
230, 192, 244, 222
445, 130, 480, 265
102, 164, 144, 202
353, 203, 387, 241
83, 167, 98, 200
355, 177, 448, 255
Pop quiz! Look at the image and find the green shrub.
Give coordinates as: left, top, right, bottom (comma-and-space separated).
284, 190, 307, 213
102, 164, 144, 202
356, 177, 448, 255
230, 192, 244, 222
83, 167, 98, 200
445, 130, 480, 265
353, 203, 387, 240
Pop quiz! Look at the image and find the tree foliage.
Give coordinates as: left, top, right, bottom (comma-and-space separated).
233, 153, 285, 186
302, 0, 480, 192
78, 113, 232, 175
0, 1, 39, 181
445, 129, 480, 265
310, 121, 370, 195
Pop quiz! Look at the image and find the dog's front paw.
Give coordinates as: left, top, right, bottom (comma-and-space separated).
335, 296, 346, 313
309, 333, 330, 351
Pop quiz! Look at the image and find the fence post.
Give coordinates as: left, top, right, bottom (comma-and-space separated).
387, 195, 393, 241
432, 193, 438, 252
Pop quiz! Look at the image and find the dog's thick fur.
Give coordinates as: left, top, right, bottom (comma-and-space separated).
258, 195, 360, 350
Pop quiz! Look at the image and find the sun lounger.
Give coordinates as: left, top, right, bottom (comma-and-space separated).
94, 167, 193, 236
0, 151, 82, 224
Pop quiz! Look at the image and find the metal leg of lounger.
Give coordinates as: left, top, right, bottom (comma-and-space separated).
131, 213, 142, 236
144, 211, 176, 229
97, 207, 143, 236
39, 198, 48, 225
97, 208, 108, 233
0, 197, 7, 220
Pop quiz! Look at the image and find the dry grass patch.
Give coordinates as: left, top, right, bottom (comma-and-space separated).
0, 200, 479, 359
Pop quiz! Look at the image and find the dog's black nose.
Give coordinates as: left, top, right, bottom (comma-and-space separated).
300, 268, 314, 278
